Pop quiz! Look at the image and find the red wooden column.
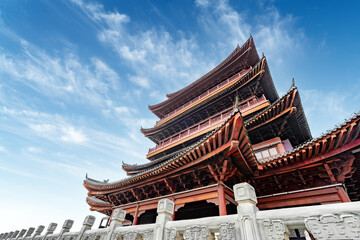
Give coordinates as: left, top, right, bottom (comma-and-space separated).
218, 183, 227, 216
336, 186, 351, 202
133, 204, 140, 225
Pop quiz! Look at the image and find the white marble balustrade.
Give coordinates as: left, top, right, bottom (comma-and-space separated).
2, 183, 360, 240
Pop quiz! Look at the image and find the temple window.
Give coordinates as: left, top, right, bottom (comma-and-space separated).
253, 137, 292, 161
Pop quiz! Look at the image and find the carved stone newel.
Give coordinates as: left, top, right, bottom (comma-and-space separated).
234, 182, 262, 240
154, 199, 175, 240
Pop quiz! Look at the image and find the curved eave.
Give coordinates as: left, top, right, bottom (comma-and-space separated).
149, 37, 260, 118
122, 147, 188, 175
86, 196, 112, 212
260, 111, 360, 170
142, 57, 271, 140
245, 86, 312, 143
84, 110, 258, 194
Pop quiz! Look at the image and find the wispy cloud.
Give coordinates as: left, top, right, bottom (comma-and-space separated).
70, 0, 212, 96
0, 145, 7, 153
0, 105, 149, 162
195, 0, 304, 65
301, 88, 355, 137
0, 42, 121, 109
27, 146, 42, 153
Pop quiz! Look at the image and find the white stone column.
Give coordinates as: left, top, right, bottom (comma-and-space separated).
104, 208, 126, 240
75, 216, 95, 240
233, 182, 262, 240
41, 223, 57, 240
154, 199, 175, 240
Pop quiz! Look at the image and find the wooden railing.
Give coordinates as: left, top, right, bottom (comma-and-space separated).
148, 94, 268, 155
239, 94, 267, 112
148, 108, 233, 155
155, 67, 252, 126
3, 183, 359, 240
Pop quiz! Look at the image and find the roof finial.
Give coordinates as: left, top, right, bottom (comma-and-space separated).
85, 173, 88, 179
250, 33, 252, 38
262, 52, 265, 58
292, 77, 295, 87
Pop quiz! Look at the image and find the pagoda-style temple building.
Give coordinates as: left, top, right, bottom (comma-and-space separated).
84, 37, 360, 226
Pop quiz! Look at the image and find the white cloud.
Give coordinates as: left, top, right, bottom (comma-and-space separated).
60, 126, 88, 144
0, 145, 7, 153
195, 0, 210, 7
0, 44, 121, 109
194, 0, 304, 67
301, 89, 353, 137
71, 0, 212, 93
129, 75, 150, 88
254, 8, 305, 65
0, 105, 147, 160
27, 146, 42, 153
114, 106, 130, 115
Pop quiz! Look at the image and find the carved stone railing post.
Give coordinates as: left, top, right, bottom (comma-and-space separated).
16, 230, 26, 240
31, 226, 45, 240
7, 232, 14, 240
42, 223, 57, 240
12, 231, 20, 240
154, 199, 174, 240
23, 228, 35, 239
57, 220, 73, 240
104, 208, 126, 240
2, 233, 8, 240
233, 182, 261, 240
75, 216, 95, 240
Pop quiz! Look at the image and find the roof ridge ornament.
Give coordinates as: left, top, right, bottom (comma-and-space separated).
288, 78, 296, 92
234, 94, 240, 111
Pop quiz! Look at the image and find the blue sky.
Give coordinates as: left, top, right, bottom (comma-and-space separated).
0, 0, 359, 231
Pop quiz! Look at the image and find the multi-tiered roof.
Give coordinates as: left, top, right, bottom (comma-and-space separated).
84, 37, 360, 219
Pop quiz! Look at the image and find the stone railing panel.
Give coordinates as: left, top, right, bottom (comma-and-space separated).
261, 219, 289, 240
305, 214, 360, 240
218, 222, 236, 240
183, 226, 213, 240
